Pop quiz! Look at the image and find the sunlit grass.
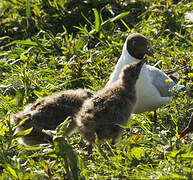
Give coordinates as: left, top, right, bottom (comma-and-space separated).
0, 0, 193, 179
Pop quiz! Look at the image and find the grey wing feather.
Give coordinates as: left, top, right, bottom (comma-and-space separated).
147, 65, 176, 97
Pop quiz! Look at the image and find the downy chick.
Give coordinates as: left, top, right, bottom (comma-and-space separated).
11, 88, 93, 145
75, 60, 145, 154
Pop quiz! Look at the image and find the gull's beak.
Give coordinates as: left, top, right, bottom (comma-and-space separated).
145, 49, 154, 57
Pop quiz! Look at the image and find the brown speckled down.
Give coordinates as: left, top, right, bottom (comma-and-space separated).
75, 60, 145, 154
11, 88, 93, 145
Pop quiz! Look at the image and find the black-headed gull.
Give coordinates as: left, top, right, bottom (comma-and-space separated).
106, 33, 184, 114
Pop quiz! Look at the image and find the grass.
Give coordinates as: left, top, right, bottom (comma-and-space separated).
0, 0, 193, 179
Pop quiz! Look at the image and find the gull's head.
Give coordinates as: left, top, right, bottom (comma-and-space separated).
125, 33, 154, 60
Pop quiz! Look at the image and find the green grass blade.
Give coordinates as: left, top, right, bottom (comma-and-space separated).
9, 40, 38, 46
2, 164, 18, 179
109, 11, 130, 23
81, 12, 94, 29
26, 0, 31, 27
93, 8, 100, 32
13, 127, 33, 139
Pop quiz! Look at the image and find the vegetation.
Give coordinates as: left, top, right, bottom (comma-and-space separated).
0, 0, 193, 179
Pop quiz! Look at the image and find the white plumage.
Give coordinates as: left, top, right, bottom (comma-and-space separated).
106, 33, 183, 114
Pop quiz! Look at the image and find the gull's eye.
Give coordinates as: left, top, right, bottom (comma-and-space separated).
132, 40, 137, 47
